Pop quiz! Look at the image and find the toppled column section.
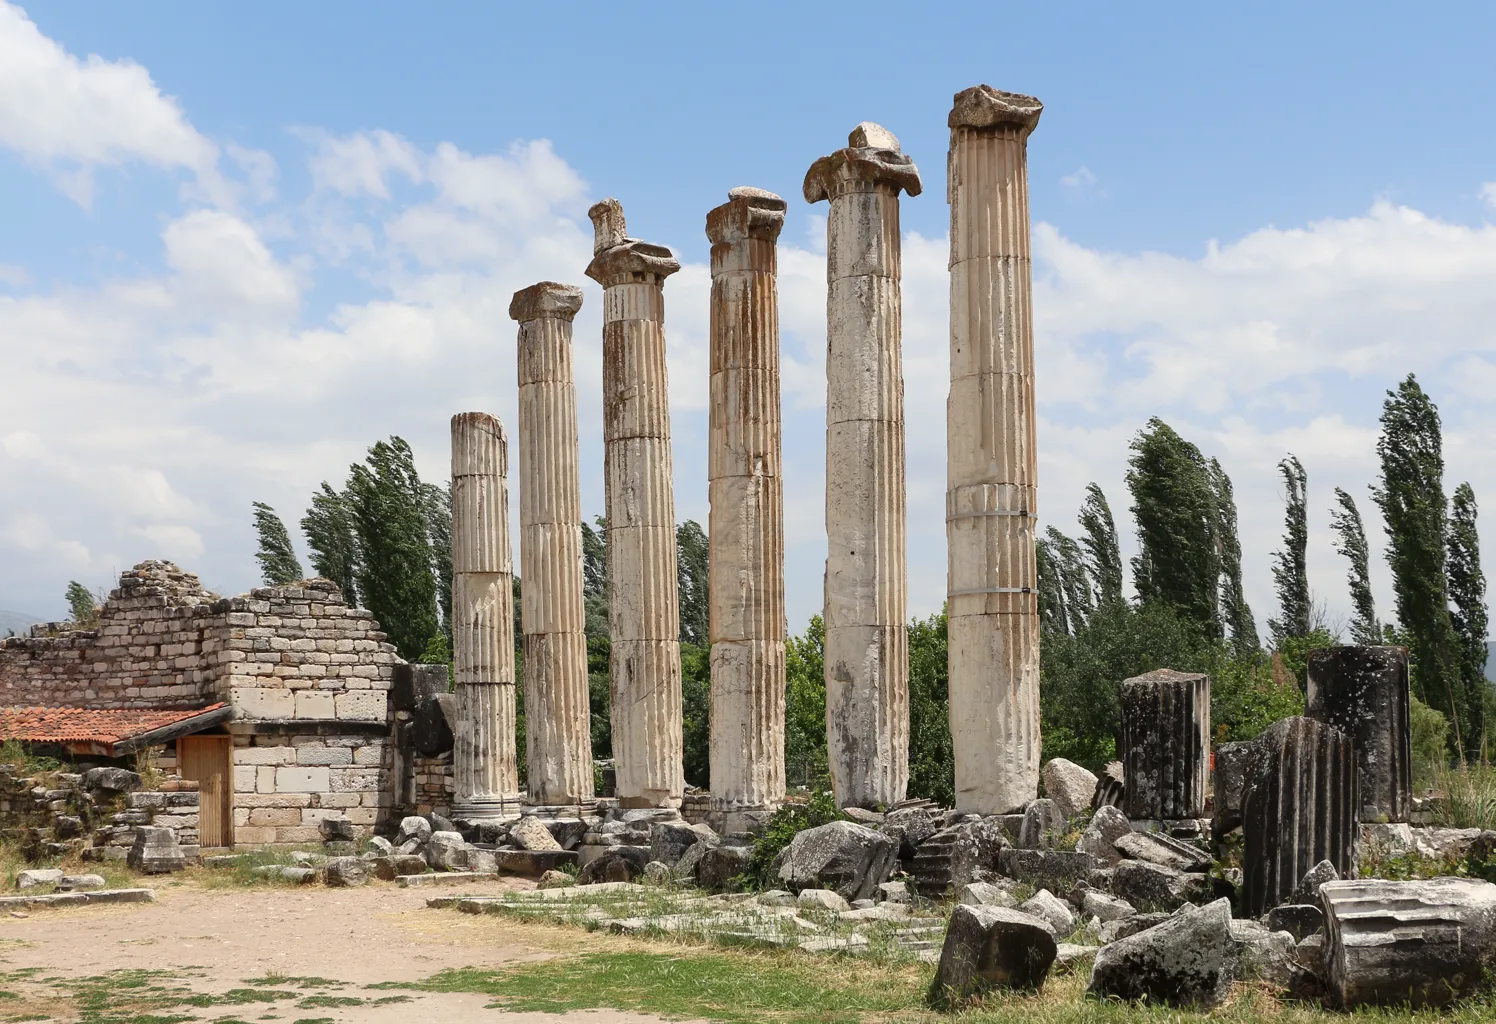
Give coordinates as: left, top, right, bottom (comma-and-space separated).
1241, 716, 1358, 917
945, 85, 1044, 814
706, 188, 788, 819
804, 123, 922, 809
511, 282, 594, 808
1120, 669, 1210, 821
450, 412, 521, 819
1306, 645, 1412, 823
585, 198, 684, 809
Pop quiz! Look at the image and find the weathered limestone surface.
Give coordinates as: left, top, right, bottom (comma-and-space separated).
706, 188, 788, 816
804, 123, 921, 809
511, 282, 595, 808
946, 86, 1044, 815
1241, 716, 1358, 917
1121, 669, 1210, 820
585, 198, 684, 809
1306, 646, 1412, 823
450, 412, 521, 819
1322, 878, 1496, 1008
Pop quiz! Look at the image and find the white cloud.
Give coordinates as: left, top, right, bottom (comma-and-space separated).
1482, 182, 1496, 210
304, 128, 423, 199
0, 2, 221, 206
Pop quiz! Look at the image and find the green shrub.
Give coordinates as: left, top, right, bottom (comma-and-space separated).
1411, 696, 1451, 791
743, 791, 843, 890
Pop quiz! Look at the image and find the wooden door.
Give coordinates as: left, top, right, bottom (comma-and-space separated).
178, 734, 234, 848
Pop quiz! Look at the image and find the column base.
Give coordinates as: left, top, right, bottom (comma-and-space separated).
451, 796, 526, 822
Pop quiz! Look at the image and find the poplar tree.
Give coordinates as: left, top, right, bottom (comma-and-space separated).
676, 520, 710, 646
1447, 482, 1488, 754
1078, 483, 1124, 607
1036, 535, 1067, 635
1329, 487, 1380, 645
1371, 375, 1462, 749
1211, 459, 1258, 655
1047, 526, 1094, 634
301, 483, 360, 605
343, 437, 439, 662
65, 581, 98, 625
251, 502, 304, 585
1126, 418, 1221, 638
423, 482, 453, 642
1269, 455, 1311, 643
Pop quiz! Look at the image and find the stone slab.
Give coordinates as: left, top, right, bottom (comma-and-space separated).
395, 872, 500, 888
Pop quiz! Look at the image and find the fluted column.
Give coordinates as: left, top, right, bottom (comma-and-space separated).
1121, 668, 1211, 820
804, 124, 922, 809
450, 412, 520, 819
511, 282, 595, 808
585, 198, 684, 809
706, 188, 788, 816
946, 86, 1044, 814
1307, 645, 1412, 823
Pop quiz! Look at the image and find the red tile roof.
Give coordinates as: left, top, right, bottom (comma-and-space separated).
0, 703, 228, 745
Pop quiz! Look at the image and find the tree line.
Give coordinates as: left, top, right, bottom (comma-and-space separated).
248, 371, 1489, 801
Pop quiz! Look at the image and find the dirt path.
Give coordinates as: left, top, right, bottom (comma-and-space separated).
0, 879, 696, 1023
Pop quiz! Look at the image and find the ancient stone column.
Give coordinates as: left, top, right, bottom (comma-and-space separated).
1307, 645, 1412, 823
1241, 716, 1359, 918
1120, 669, 1210, 821
706, 188, 788, 820
946, 85, 1045, 815
804, 123, 922, 810
585, 198, 684, 809
450, 412, 521, 819
511, 282, 595, 809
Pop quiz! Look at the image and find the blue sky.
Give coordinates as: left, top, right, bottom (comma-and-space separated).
2, 2, 1495, 639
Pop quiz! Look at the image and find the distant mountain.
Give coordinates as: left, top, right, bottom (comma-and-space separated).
0, 609, 44, 638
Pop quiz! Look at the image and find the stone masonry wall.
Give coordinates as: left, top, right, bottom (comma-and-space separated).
231, 731, 391, 845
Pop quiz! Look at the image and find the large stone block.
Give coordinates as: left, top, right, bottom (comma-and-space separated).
1087, 898, 1238, 1008
770, 820, 898, 900
1306, 646, 1412, 823
1120, 669, 1209, 820
274, 767, 331, 794
929, 904, 1056, 1005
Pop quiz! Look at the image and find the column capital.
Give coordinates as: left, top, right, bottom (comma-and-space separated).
584, 197, 681, 286
706, 187, 786, 246
803, 122, 922, 204
509, 282, 584, 323
949, 85, 1043, 135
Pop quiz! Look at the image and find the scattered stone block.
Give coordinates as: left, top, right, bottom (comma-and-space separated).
1109, 859, 1210, 912
57, 874, 106, 891
997, 849, 1092, 893
1098, 912, 1170, 944
319, 816, 356, 843
323, 856, 368, 887
537, 869, 573, 889
542, 817, 588, 850
398, 815, 432, 846
798, 888, 852, 913
649, 821, 703, 865
1322, 878, 1496, 1008
929, 904, 1057, 1004
877, 880, 909, 903
493, 849, 579, 875
1113, 831, 1211, 872
1091, 761, 1125, 811
366, 835, 394, 856
1266, 903, 1324, 942
396, 871, 497, 887
425, 831, 469, 871
1211, 739, 1256, 849
128, 827, 185, 874
1017, 799, 1066, 849
698, 844, 751, 891
1088, 897, 1238, 1008
957, 881, 1017, 908
643, 861, 672, 884
1041, 759, 1098, 820
83, 767, 142, 794
15, 869, 63, 890
577, 849, 644, 885
510, 816, 563, 852
1018, 889, 1074, 936
841, 807, 884, 826
1079, 890, 1135, 923
770, 820, 897, 900
1075, 805, 1130, 867
879, 806, 939, 860
1053, 942, 1097, 974
1291, 858, 1340, 905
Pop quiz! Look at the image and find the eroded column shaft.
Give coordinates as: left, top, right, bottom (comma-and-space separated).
512, 283, 594, 807
707, 189, 788, 812
586, 199, 684, 809
451, 412, 520, 816
805, 124, 922, 809
946, 86, 1045, 814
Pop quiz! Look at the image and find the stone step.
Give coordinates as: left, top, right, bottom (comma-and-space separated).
0, 888, 154, 909
395, 871, 499, 888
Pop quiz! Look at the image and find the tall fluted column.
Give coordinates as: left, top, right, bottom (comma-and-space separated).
804, 123, 922, 809
706, 187, 788, 818
450, 412, 520, 819
585, 198, 685, 809
946, 86, 1044, 814
511, 282, 595, 809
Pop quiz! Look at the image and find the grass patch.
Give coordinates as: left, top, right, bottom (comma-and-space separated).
183, 846, 328, 889
295, 995, 362, 1008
